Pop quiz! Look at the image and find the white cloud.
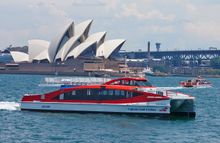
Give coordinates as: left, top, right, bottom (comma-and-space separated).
185, 21, 220, 41
0, 29, 30, 48
120, 2, 175, 21
150, 25, 174, 33
27, 1, 71, 22
0, 0, 220, 51
179, 1, 220, 42
141, 25, 174, 34
186, 3, 197, 14
103, 0, 118, 10
72, 0, 105, 6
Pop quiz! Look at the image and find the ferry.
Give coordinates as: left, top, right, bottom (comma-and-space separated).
21, 77, 195, 117
180, 76, 212, 88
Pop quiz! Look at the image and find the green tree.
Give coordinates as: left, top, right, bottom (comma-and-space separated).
210, 57, 220, 69
153, 66, 167, 73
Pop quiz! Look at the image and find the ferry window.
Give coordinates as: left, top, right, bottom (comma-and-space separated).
130, 92, 133, 97
126, 91, 132, 98
60, 94, 64, 100
156, 91, 163, 96
98, 90, 102, 96
91, 89, 99, 96
115, 90, 120, 96
120, 90, 125, 96
76, 89, 87, 96
130, 81, 135, 86
103, 90, 107, 96
59, 89, 101, 100
87, 89, 91, 96
133, 91, 141, 97
64, 92, 72, 100
122, 80, 129, 85
135, 81, 152, 86
72, 90, 76, 96
121, 80, 124, 85
99, 89, 107, 96
109, 90, 114, 96
125, 81, 130, 85
65, 92, 72, 96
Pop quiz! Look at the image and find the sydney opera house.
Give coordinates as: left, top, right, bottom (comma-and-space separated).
10, 19, 125, 63
0, 19, 126, 75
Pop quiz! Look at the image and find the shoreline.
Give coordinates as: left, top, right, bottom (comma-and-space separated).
0, 70, 220, 78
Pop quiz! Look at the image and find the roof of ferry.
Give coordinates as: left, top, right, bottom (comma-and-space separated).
61, 84, 141, 93
103, 77, 147, 85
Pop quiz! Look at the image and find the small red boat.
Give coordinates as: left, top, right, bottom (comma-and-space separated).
180, 76, 212, 88
21, 77, 195, 117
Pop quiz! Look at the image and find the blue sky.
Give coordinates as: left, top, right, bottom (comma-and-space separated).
0, 0, 220, 51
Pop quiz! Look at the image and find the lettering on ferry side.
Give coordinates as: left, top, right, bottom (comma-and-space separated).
41, 105, 50, 108
128, 108, 156, 112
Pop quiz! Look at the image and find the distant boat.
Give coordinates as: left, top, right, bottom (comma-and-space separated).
180, 76, 212, 88
142, 67, 154, 76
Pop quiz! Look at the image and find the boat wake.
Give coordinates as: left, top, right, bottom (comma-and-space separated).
193, 86, 212, 89
157, 86, 184, 90
0, 101, 20, 111
157, 86, 212, 90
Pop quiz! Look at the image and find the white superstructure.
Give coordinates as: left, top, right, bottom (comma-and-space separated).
10, 51, 29, 62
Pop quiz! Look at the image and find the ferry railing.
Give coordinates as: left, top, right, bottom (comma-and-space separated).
166, 90, 178, 97
40, 76, 112, 87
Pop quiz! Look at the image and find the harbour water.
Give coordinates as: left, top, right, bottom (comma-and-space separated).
0, 74, 220, 143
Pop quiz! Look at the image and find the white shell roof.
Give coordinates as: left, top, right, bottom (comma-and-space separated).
17, 19, 126, 63
86, 31, 106, 44
75, 20, 93, 39
96, 39, 125, 59
55, 34, 81, 61
66, 41, 96, 59
65, 32, 106, 60
48, 20, 74, 62
28, 39, 50, 62
32, 49, 50, 61
10, 51, 29, 62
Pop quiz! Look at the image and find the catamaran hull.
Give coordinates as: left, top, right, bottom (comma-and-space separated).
170, 99, 195, 117
20, 101, 170, 115
21, 100, 195, 117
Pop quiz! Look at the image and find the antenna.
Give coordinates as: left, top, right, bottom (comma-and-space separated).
156, 43, 161, 52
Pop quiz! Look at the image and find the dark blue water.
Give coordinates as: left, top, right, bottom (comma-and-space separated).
0, 74, 220, 143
